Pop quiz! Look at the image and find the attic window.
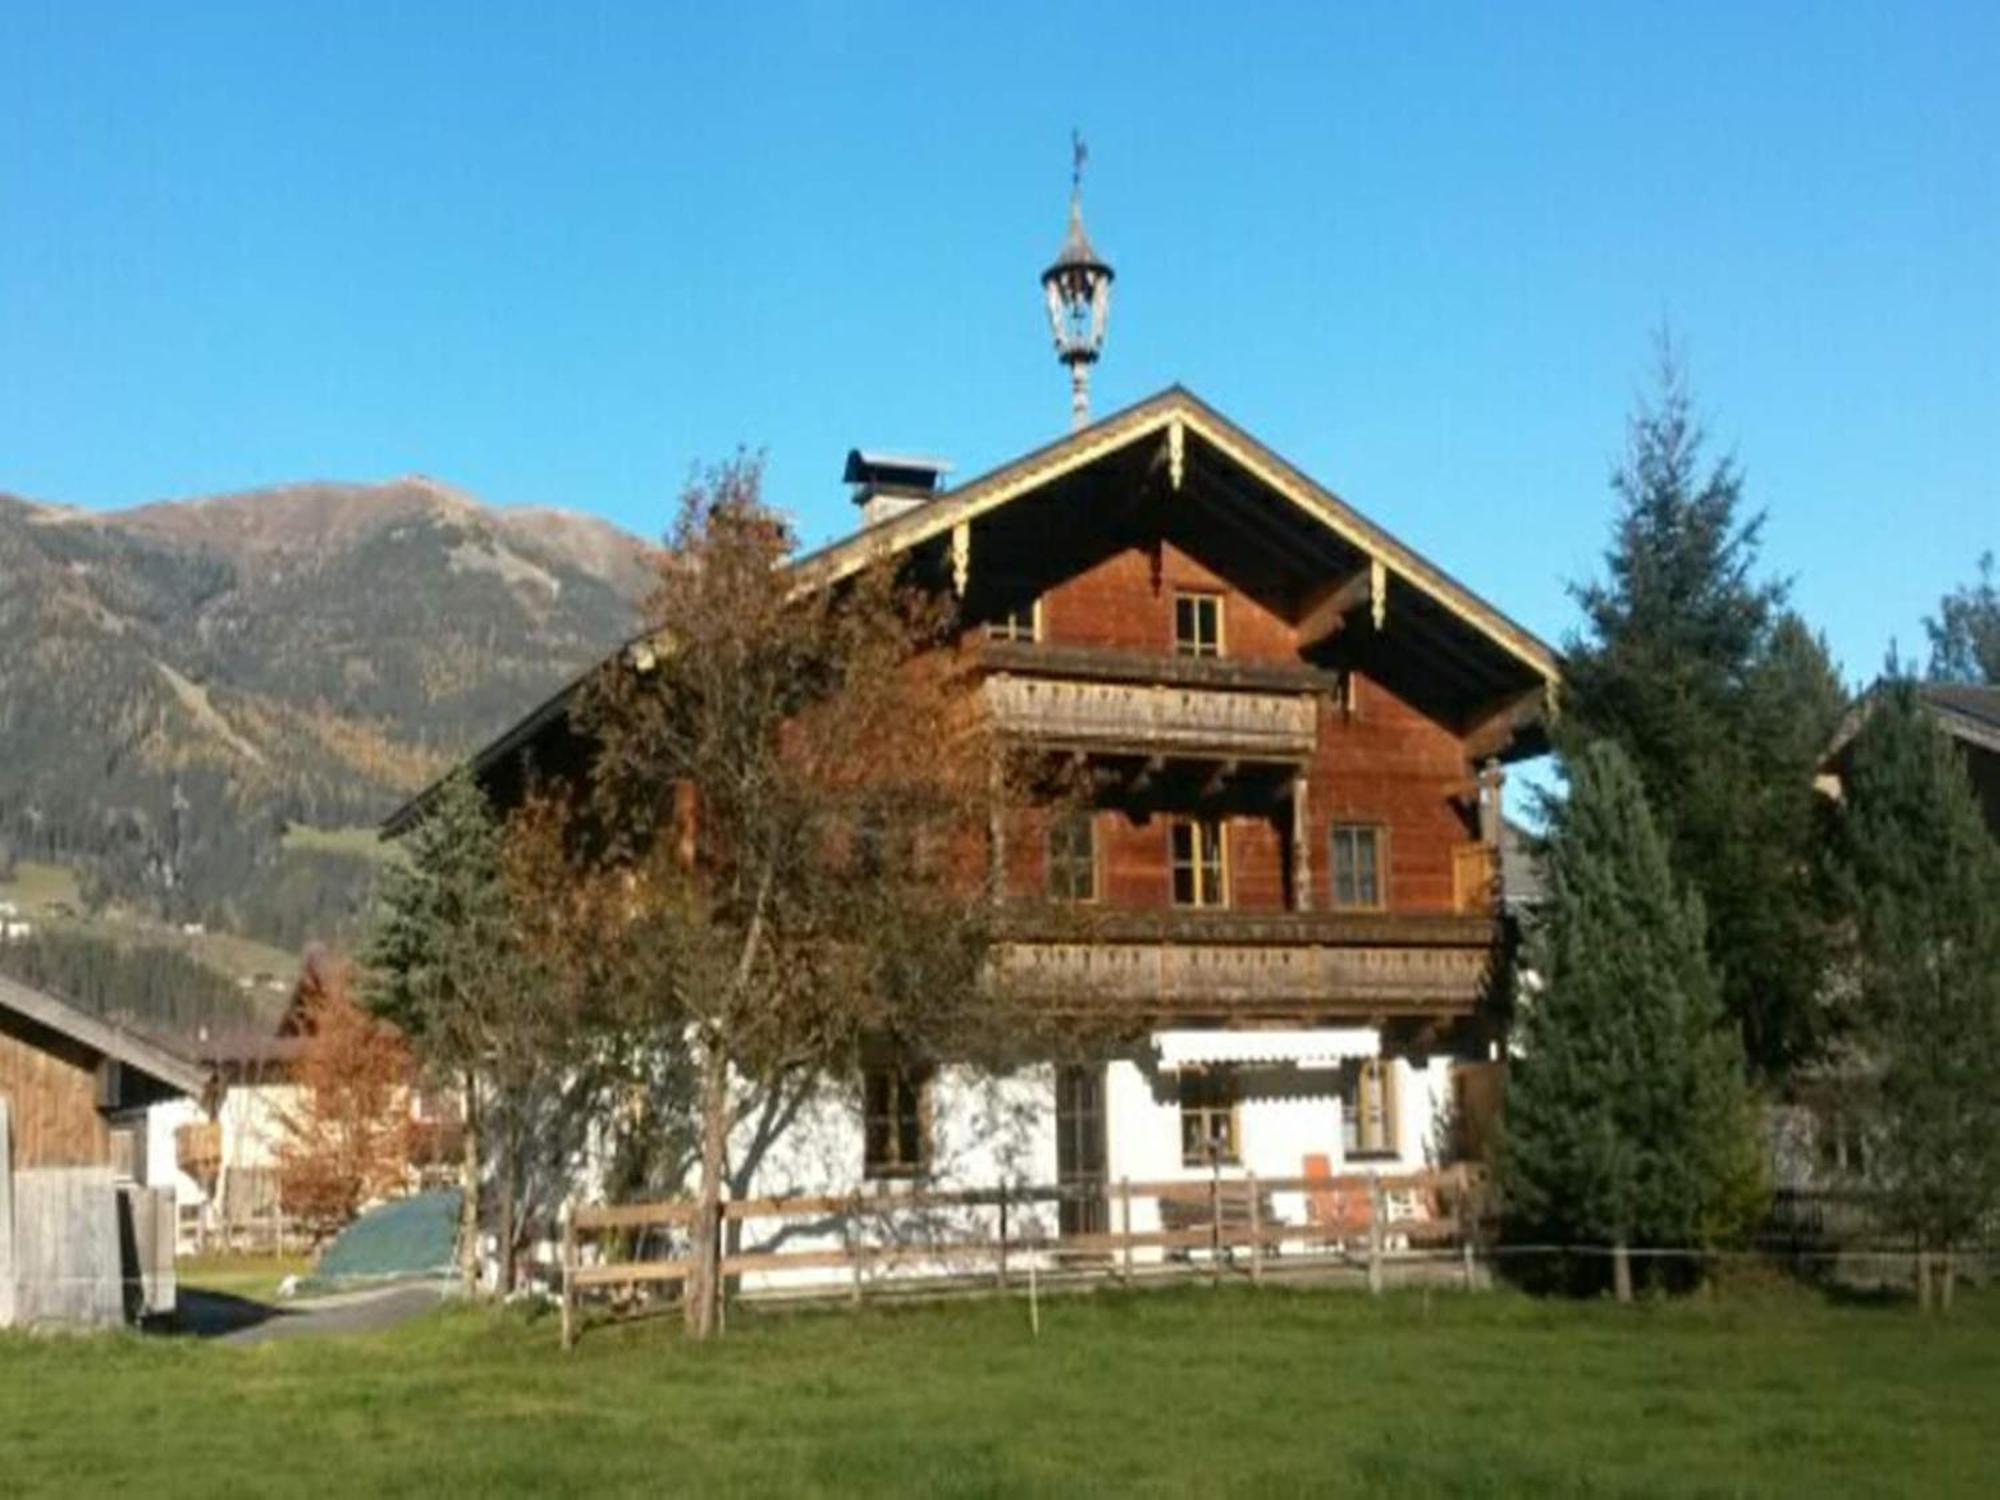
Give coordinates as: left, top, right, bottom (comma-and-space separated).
1174, 593, 1222, 657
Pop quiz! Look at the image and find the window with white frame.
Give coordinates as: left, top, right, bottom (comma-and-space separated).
1330, 824, 1385, 909
1170, 818, 1228, 908
1173, 592, 1223, 657
1047, 810, 1098, 902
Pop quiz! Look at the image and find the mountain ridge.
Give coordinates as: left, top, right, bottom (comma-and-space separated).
1, 476, 654, 951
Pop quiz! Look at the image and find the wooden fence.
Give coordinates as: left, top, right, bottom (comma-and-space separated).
560, 1166, 1486, 1348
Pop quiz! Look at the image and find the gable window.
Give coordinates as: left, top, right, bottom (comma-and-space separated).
1170, 818, 1228, 907
1330, 824, 1385, 909
1047, 810, 1098, 902
1173, 592, 1223, 657
987, 597, 1041, 643
863, 1065, 933, 1180
1343, 1058, 1398, 1159
1180, 1068, 1240, 1165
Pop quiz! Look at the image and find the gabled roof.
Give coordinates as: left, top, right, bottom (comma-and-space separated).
792, 385, 1560, 684
386, 384, 1561, 833
0, 972, 210, 1097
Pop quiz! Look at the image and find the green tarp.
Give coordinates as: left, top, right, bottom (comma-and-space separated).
302, 1190, 460, 1293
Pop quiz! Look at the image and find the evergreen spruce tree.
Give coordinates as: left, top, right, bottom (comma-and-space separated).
1565, 341, 1843, 1077
1925, 552, 2000, 685
1501, 741, 1766, 1299
365, 768, 524, 1296
1833, 680, 2000, 1311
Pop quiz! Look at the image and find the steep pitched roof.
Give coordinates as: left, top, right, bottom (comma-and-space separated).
793, 385, 1560, 684
0, 972, 209, 1097
386, 385, 1561, 833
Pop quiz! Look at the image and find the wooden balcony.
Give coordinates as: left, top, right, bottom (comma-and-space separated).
992, 908, 1503, 1021
983, 675, 1317, 761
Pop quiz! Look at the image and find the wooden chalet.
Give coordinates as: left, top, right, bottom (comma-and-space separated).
392, 383, 1559, 1247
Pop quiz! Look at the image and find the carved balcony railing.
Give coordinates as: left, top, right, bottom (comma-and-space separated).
983, 674, 1317, 761
991, 909, 1503, 1020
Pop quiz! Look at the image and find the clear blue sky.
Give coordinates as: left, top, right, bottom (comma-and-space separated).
4, 1, 1995, 688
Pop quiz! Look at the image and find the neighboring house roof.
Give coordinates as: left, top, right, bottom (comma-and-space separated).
1826, 680, 2000, 762
0, 972, 210, 1098
384, 384, 1563, 835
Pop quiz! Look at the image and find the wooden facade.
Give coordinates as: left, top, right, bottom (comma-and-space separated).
0, 1010, 111, 1170
402, 387, 1560, 1043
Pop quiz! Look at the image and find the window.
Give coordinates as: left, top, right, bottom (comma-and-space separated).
1330, 824, 1385, 909
1047, 811, 1098, 902
1343, 1058, 1398, 1159
863, 1066, 932, 1180
1173, 592, 1222, 657
987, 597, 1040, 643
1171, 818, 1228, 907
1179, 1069, 1240, 1165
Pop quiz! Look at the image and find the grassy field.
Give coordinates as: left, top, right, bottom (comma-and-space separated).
0, 859, 83, 913
2, 1282, 1995, 1497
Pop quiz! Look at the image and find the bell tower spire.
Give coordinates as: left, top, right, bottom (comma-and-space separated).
1040, 131, 1116, 431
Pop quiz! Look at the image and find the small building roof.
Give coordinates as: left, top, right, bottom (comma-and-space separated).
0, 972, 210, 1098
1825, 680, 2000, 762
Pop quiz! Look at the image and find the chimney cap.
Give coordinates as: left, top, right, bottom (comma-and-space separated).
843, 450, 954, 489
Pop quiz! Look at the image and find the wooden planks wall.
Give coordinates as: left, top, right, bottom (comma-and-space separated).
995, 535, 1483, 916
10, 1167, 125, 1328
0, 1010, 112, 1170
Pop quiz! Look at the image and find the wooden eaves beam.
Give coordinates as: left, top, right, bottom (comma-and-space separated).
1462, 682, 1553, 762
1297, 565, 1376, 651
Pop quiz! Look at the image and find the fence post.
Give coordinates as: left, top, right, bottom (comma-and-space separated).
1247, 1171, 1263, 1286
1457, 1164, 1476, 1293
1119, 1177, 1133, 1286
560, 1201, 576, 1352
849, 1198, 864, 1308
1367, 1175, 1385, 1296
997, 1188, 1010, 1291
1209, 1165, 1223, 1287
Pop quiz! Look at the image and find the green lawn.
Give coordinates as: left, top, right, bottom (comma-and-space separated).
2, 1284, 1994, 1497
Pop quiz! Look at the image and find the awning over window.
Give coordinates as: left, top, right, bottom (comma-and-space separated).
1152, 1027, 1377, 1070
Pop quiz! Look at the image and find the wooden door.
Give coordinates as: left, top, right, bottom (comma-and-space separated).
1055, 1064, 1108, 1237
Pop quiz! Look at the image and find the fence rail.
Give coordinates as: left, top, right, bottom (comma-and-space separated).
560, 1166, 1486, 1348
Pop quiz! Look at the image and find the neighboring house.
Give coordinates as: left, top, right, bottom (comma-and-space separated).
148, 1025, 306, 1248
1781, 680, 2000, 1200
150, 1008, 461, 1251
1821, 680, 2000, 841
391, 383, 1562, 1280
1, 972, 206, 1328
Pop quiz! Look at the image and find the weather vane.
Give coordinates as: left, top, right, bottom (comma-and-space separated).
1071, 129, 1088, 197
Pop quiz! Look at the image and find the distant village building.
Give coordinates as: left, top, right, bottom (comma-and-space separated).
391, 172, 1561, 1283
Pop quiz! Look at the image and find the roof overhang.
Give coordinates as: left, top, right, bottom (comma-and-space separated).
0, 973, 210, 1098
792, 385, 1561, 690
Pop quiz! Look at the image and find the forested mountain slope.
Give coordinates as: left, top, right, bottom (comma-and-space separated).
0, 478, 651, 949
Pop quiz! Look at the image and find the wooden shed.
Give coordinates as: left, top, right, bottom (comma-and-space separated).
1, 973, 209, 1328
